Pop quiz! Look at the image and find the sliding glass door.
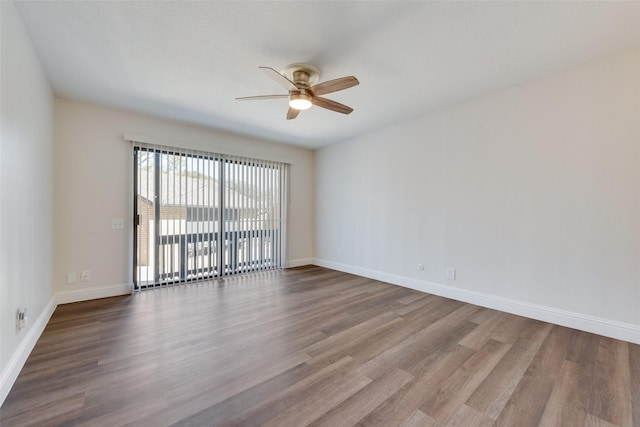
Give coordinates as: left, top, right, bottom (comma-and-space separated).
133, 143, 287, 289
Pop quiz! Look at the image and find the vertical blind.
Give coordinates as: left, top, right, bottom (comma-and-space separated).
131, 141, 288, 289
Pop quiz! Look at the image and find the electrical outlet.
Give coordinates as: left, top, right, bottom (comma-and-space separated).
81, 270, 91, 282
417, 264, 425, 271
16, 308, 27, 331
111, 219, 124, 229
446, 267, 456, 280
67, 272, 77, 284
20, 310, 27, 329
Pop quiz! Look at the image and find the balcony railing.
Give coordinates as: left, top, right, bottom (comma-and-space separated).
137, 229, 279, 288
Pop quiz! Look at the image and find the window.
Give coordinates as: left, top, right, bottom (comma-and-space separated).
132, 142, 288, 289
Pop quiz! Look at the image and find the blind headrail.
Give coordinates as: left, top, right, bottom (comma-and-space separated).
123, 133, 293, 165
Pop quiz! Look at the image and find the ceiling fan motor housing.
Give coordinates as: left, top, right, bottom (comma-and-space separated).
292, 70, 311, 88
283, 64, 321, 87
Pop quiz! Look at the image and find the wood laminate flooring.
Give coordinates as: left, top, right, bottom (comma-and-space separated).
1, 266, 639, 426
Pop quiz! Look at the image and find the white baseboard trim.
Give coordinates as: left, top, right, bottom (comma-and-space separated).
313, 258, 640, 345
57, 283, 133, 305
0, 295, 57, 407
2, 283, 134, 406
286, 258, 314, 268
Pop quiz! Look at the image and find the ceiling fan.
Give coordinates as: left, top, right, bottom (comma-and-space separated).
236, 64, 359, 120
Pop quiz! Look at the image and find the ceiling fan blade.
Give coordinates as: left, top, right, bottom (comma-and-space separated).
310, 76, 359, 96
287, 107, 300, 120
311, 96, 354, 114
235, 95, 289, 101
259, 67, 298, 91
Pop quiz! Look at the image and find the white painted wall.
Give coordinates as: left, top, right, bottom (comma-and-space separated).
0, 1, 55, 404
54, 99, 314, 299
316, 47, 640, 341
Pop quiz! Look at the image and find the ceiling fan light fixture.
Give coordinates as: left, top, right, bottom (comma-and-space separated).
289, 92, 312, 110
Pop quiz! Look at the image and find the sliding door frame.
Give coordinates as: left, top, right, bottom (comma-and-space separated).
132, 143, 288, 290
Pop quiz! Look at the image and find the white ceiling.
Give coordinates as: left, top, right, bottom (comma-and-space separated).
14, 1, 640, 149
